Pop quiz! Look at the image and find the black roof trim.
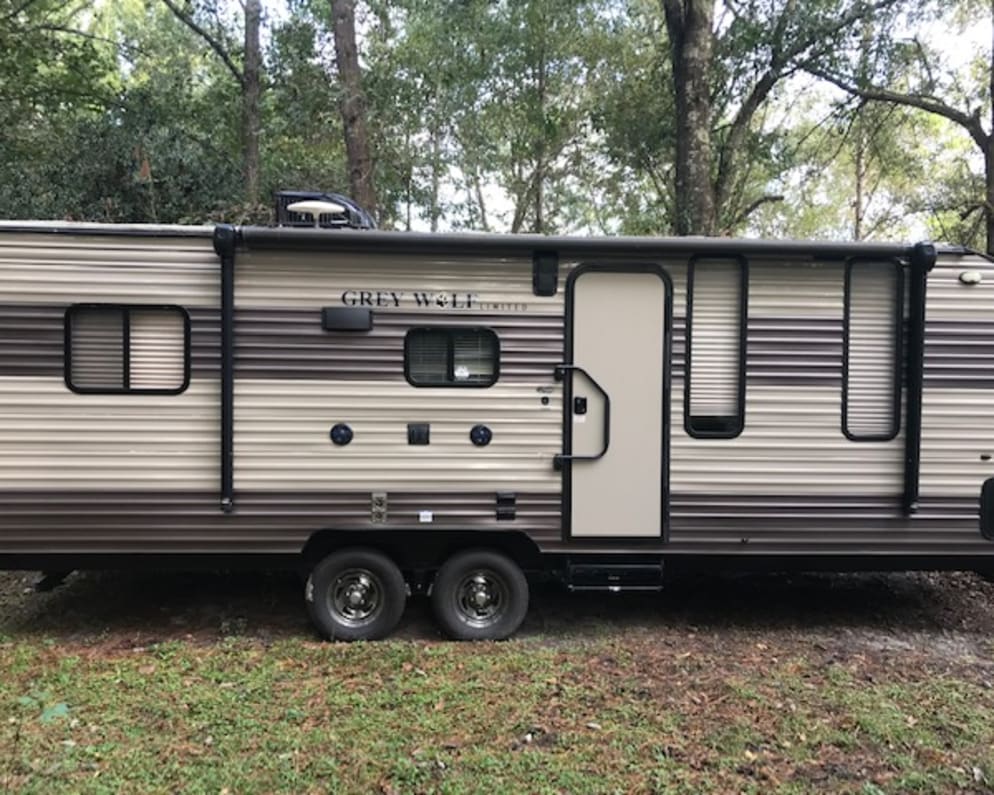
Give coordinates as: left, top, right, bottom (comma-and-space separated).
237, 226, 962, 261
0, 222, 212, 239
1, 221, 980, 261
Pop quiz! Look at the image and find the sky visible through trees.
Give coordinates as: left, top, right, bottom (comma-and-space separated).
0, 0, 992, 251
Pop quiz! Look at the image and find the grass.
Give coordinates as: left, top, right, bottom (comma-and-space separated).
2, 635, 994, 794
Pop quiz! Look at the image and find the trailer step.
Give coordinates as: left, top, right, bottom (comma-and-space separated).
566, 563, 663, 592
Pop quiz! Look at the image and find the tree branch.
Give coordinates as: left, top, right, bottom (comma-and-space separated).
160, 0, 243, 86
726, 193, 784, 231
1, 0, 42, 22
716, 0, 903, 210
805, 66, 989, 149
33, 23, 150, 56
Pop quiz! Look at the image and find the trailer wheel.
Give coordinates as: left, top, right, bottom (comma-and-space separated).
431, 549, 528, 640
306, 548, 406, 641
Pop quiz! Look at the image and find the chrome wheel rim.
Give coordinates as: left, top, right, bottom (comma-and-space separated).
330, 568, 384, 627
455, 569, 508, 628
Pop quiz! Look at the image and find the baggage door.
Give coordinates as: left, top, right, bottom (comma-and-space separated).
560, 265, 669, 539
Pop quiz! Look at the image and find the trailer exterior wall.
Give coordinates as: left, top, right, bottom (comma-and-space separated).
0, 222, 992, 564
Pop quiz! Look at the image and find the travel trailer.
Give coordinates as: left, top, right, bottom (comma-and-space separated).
2, 194, 993, 640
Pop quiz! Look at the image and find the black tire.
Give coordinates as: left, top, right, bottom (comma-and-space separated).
306, 547, 406, 641
430, 549, 528, 640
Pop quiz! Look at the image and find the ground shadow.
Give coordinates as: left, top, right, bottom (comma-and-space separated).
3, 567, 993, 645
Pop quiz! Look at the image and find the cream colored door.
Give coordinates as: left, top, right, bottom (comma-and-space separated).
566, 267, 668, 538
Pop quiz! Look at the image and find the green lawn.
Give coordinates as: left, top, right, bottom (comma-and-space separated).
2, 633, 994, 794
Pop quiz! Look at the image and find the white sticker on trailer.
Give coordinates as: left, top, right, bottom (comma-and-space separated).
419, 511, 434, 523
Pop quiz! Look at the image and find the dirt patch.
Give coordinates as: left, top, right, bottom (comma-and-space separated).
2, 568, 993, 665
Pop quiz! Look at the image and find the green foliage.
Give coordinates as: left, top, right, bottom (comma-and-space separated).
0, 0, 989, 242
2, 638, 994, 792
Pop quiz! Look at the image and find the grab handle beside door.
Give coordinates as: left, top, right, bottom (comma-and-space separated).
553, 364, 610, 471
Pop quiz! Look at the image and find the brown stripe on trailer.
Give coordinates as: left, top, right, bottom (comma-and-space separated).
0, 489, 560, 554
233, 310, 564, 383
13, 304, 994, 389
0, 304, 221, 379
0, 304, 65, 377
0, 488, 988, 558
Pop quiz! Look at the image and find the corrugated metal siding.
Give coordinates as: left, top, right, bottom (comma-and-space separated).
1, 226, 994, 559
233, 310, 562, 382
0, 231, 220, 497
0, 379, 219, 489
920, 254, 994, 500
668, 259, 905, 501
0, 490, 560, 554
233, 250, 565, 495
0, 233, 218, 306
235, 250, 548, 312
233, 380, 562, 492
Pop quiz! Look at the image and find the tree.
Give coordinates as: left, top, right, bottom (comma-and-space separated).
747, 95, 938, 241
660, 0, 902, 235
807, 1, 994, 252
0, 0, 117, 114
662, 0, 716, 234
161, 0, 263, 204
330, 0, 377, 216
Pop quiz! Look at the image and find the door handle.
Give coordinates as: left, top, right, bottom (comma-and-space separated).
553, 364, 610, 470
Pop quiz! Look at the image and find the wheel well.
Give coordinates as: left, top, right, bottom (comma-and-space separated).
301, 529, 543, 573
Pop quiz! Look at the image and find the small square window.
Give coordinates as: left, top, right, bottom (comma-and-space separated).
65, 305, 190, 394
405, 328, 499, 387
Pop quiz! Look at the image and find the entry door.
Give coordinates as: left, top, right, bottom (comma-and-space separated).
565, 267, 668, 539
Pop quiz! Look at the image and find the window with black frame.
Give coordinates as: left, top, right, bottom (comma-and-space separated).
404, 328, 499, 387
842, 260, 903, 441
65, 305, 190, 394
684, 257, 748, 438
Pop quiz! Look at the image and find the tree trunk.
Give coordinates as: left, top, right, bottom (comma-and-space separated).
242, 0, 261, 205
854, 119, 865, 240
663, 0, 716, 236
986, 143, 994, 256
533, 46, 546, 234
429, 115, 441, 232
988, 0, 994, 254
331, 0, 377, 216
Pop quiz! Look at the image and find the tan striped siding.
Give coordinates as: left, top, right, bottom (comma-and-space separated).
0, 491, 561, 555
0, 231, 219, 495
235, 250, 550, 312
0, 379, 219, 488
0, 232, 218, 306
232, 250, 565, 495
920, 254, 994, 500
668, 259, 904, 501
2, 223, 994, 559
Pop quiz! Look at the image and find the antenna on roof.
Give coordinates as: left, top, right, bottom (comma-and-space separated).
275, 190, 376, 230
286, 200, 347, 228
